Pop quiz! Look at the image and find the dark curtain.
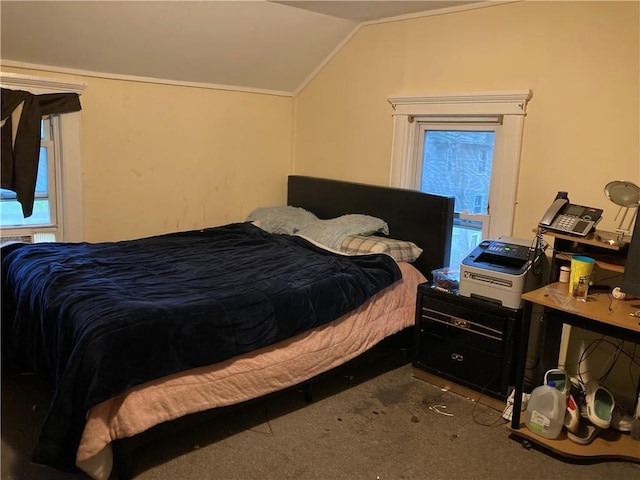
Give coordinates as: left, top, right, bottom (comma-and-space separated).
1, 88, 82, 218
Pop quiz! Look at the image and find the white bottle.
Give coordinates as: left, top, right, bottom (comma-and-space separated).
524, 381, 566, 440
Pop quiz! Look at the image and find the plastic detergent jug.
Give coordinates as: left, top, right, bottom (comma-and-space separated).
524, 381, 566, 439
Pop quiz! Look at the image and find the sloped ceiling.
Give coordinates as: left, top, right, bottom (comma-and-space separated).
1, 1, 484, 95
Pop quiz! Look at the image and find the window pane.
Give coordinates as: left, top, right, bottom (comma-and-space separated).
450, 217, 484, 270
0, 146, 51, 226
420, 130, 495, 267
36, 147, 49, 194
420, 130, 495, 214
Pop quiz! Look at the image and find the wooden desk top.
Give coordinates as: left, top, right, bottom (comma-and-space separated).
522, 283, 640, 334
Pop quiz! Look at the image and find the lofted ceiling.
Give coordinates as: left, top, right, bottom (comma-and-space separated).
1, 1, 486, 96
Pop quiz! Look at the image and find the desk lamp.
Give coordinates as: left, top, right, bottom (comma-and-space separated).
598, 180, 640, 246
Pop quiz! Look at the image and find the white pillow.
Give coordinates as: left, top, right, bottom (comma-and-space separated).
295, 214, 389, 250
246, 206, 318, 235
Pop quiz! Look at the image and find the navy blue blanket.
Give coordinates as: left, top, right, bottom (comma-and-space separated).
1, 222, 401, 471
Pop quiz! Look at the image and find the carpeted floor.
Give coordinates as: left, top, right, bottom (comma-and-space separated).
2, 351, 639, 480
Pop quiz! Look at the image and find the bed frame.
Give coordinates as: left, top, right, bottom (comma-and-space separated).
108, 176, 453, 478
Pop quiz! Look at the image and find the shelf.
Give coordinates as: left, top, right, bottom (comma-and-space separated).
509, 424, 640, 462
555, 253, 625, 273
536, 228, 628, 275
537, 228, 629, 251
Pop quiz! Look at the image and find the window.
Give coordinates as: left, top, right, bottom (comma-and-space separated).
388, 91, 532, 268
1, 117, 57, 240
0, 73, 85, 243
418, 125, 495, 268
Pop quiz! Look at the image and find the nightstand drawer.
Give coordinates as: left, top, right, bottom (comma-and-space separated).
414, 331, 505, 394
418, 306, 505, 355
420, 295, 510, 334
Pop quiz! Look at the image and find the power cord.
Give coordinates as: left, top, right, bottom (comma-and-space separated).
561, 335, 640, 392
470, 381, 509, 427
529, 233, 547, 277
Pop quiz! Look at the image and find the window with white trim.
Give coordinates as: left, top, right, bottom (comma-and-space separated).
0, 73, 85, 243
1, 116, 58, 242
388, 91, 532, 268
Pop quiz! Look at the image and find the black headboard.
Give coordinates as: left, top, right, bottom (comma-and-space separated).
287, 176, 454, 279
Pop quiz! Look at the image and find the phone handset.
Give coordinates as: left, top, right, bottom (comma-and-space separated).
539, 198, 568, 227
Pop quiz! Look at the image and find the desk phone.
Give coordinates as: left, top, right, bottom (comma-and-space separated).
539, 199, 603, 237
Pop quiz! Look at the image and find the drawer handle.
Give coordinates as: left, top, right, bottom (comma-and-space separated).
451, 318, 469, 329
451, 353, 464, 362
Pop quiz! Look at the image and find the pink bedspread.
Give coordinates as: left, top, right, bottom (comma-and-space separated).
76, 262, 425, 479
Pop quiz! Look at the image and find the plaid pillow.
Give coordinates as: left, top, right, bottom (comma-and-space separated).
340, 235, 423, 262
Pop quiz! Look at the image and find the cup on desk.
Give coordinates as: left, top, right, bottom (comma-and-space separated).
559, 266, 571, 283
569, 256, 595, 298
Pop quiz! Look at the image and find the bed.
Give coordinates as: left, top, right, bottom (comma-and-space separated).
1, 175, 453, 479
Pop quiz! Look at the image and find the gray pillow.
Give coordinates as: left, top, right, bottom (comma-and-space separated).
246, 206, 318, 235
296, 214, 389, 250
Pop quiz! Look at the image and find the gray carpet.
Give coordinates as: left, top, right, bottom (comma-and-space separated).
3, 353, 639, 480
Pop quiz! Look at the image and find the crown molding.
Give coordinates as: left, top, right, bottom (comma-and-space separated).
1, 61, 293, 98
0, 71, 86, 94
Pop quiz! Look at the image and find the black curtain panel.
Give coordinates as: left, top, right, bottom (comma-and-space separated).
1, 88, 81, 217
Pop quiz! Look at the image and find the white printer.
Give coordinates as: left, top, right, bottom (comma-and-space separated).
459, 237, 541, 309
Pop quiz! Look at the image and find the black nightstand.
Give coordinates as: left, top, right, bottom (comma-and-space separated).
412, 283, 522, 400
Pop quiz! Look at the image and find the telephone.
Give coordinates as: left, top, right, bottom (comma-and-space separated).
539, 198, 603, 236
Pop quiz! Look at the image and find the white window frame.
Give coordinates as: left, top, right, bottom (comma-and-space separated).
0, 72, 86, 242
388, 91, 532, 239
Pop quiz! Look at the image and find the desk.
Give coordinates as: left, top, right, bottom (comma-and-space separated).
510, 282, 640, 461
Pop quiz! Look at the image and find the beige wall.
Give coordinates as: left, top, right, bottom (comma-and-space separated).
293, 1, 640, 240
2, 67, 293, 242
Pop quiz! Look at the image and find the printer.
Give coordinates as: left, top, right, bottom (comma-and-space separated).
459, 237, 541, 309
